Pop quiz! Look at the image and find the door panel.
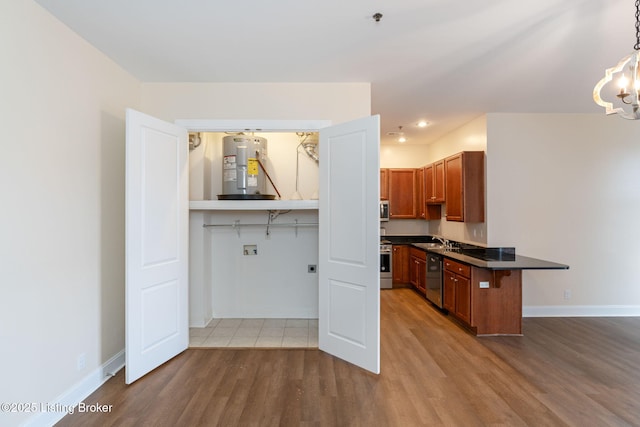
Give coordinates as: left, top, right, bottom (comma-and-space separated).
319, 115, 380, 374
125, 108, 189, 384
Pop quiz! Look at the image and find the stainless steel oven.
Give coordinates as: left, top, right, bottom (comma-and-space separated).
380, 242, 392, 289
425, 253, 443, 308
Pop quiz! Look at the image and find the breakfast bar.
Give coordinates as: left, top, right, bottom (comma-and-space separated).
388, 237, 569, 336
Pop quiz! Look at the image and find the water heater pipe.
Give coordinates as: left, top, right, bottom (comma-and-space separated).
255, 154, 281, 199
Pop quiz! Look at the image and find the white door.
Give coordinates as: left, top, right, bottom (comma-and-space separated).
125, 108, 189, 384
318, 115, 380, 374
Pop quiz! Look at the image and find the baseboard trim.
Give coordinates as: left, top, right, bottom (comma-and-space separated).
25, 349, 125, 427
524, 305, 640, 317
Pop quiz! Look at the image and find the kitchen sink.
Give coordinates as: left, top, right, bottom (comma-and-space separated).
422, 243, 445, 248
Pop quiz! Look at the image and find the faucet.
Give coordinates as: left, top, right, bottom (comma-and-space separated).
433, 236, 450, 248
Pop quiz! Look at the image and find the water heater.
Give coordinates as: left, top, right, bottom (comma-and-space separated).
218, 135, 275, 200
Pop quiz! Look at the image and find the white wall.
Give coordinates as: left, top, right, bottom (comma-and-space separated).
426, 116, 488, 244
0, 1, 140, 426
140, 82, 370, 125
487, 113, 640, 314
206, 210, 320, 318
380, 144, 431, 168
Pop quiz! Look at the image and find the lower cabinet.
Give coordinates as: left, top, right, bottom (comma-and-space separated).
409, 248, 427, 295
443, 257, 523, 335
392, 245, 410, 285
443, 259, 471, 324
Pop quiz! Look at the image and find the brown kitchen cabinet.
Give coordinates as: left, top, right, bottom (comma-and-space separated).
416, 167, 425, 219
444, 151, 484, 223
416, 167, 441, 220
425, 160, 445, 204
392, 245, 410, 285
444, 259, 471, 324
409, 247, 427, 295
388, 168, 417, 218
443, 257, 523, 335
380, 168, 389, 200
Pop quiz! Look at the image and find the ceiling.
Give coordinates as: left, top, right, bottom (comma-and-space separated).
35, 0, 632, 145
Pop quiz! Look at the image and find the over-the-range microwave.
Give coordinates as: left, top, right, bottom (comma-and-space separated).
380, 200, 389, 221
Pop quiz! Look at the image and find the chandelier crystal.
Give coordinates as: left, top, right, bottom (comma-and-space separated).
593, 0, 640, 120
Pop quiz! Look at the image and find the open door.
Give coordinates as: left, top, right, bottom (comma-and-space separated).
318, 115, 380, 374
125, 108, 189, 384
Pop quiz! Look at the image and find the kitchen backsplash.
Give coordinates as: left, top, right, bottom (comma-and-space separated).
380, 219, 430, 236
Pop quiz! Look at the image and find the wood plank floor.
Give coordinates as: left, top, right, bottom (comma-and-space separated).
56, 289, 640, 426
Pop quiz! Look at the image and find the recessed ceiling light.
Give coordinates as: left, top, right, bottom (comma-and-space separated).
417, 121, 428, 128
398, 136, 406, 143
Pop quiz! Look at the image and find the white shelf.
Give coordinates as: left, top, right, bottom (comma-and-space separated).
189, 199, 319, 211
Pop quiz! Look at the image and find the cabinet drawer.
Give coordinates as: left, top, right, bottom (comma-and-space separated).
444, 259, 471, 277
409, 247, 426, 260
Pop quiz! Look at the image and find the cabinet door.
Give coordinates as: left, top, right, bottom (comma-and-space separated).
424, 164, 435, 202
444, 152, 484, 223
392, 245, 409, 284
443, 273, 456, 312
433, 160, 446, 203
455, 275, 471, 325
380, 168, 389, 200
409, 255, 419, 287
415, 167, 425, 219
388, 169, 417, 218
445, 154, 463, 221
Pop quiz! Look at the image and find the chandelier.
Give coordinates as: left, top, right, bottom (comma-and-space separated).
593, 0, 640, 119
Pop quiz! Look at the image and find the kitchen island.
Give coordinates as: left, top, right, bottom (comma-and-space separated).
387, 236, 569, 336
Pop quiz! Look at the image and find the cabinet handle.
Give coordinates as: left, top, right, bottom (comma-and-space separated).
458, 267, 462, 271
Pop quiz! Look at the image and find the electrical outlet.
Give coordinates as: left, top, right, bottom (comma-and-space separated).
308, 264, 317, 273
563, 289, 572, 300
77, 353, 86, 371
479, 281, 490, 289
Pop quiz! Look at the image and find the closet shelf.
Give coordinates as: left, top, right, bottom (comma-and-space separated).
190, 200, 319, 211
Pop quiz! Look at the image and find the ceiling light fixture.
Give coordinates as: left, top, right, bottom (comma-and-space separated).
593, 0, 640, 119
417, 121, 428, 128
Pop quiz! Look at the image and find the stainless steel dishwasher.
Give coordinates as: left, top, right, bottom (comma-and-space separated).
425, 253, 443, 308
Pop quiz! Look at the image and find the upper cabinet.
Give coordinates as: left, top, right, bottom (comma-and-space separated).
417, 166, 441, 220
425, 160, 445, 204
381, 150, 482, 223
388, 168, 417, 218
380, 168, 389, 200
444, 151, 484, 223
416, 167, 425, 219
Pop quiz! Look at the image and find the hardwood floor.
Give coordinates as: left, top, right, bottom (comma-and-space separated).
56, 289, 640, 426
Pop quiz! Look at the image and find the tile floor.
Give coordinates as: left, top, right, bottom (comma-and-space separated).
189, 318, 319, 348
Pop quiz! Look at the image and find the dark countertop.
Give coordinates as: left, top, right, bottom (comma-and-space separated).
418, 246, 568, 270
381, 235, 434, 244
384, 236, 569, 271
